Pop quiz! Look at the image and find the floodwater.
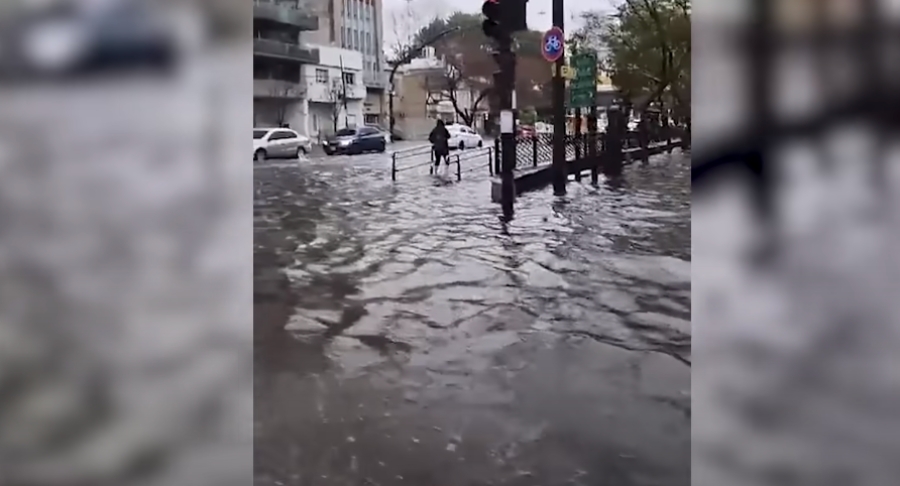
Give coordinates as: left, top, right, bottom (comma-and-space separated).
254, 146, 691, 486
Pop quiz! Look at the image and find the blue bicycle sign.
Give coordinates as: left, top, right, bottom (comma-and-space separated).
541, 26, 565, 63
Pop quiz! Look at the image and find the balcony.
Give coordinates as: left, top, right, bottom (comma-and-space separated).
363, 73, 386, 89
254, 38, 319, 64
253, 0, 319, 31
254, 79, 306, 99
306, 81, 367, 103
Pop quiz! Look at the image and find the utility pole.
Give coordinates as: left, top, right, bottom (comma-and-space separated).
339, 56, 349, 127
482, 0, 528, 220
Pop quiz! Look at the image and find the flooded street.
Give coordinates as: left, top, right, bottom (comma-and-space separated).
254, 146, 691, 486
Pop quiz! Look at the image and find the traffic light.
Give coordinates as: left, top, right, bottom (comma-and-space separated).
481, 0, 504, 40
481, 0, 528, 40
504, 0, 528, 32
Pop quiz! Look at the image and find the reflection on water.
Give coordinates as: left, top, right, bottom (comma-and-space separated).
254, 150, 691, 486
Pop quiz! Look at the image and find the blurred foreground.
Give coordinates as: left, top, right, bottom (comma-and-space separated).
694, 1, 900, 485
0, 2, 251, 486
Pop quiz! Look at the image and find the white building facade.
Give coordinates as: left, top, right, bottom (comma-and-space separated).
302, 0, 388, 125
301, 46, 366, 140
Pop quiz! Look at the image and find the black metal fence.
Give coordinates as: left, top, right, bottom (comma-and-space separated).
390, 145, 495, 181
495, 122, 686, 172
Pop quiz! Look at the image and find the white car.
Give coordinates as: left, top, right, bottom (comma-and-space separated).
534, 122, 553, 134
253, 128, 312, 161
446, 124, 484, 150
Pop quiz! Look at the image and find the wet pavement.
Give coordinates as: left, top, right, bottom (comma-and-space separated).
254, 144, 691, 486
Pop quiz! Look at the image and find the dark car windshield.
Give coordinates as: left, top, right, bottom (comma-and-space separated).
335, 128, 356, 137
253, 130, 268, 139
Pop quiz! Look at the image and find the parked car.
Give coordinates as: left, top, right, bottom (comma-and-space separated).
446, 124, 484, 150
534, 122, 553, 134
253, 128, 311, 161
323, 126, 387, 155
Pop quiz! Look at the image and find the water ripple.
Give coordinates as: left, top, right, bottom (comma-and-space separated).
254, 148, 691, 486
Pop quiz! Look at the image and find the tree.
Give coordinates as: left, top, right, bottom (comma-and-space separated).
519, 107, 538, 125
575, 0, 690, 118
326, 78, 347, 132
386, 0, 449, 61
422, 63, 489, 127
384, 3, 461, 137
413, 13, 553, 112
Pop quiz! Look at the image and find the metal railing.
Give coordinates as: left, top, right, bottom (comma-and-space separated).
387, 121, 685, 184
390, 145, 436, 181
490, 123, 685, 175
390, 145, 494, 182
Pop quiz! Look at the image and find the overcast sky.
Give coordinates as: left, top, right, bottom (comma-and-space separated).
382, 0, 618, 49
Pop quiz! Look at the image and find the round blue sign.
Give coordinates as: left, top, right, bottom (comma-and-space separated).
541, 27, 565, 63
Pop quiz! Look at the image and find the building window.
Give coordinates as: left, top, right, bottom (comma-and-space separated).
341, 27, 345, 47
366, 33, 372, 54
354, 30, 360, 51
316, 68, 329, 83
342, 72, 355, 86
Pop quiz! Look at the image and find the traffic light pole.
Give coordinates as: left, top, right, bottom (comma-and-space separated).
482, 0, 526, 220
551, 0, 566, 196
498, 37, 517, 220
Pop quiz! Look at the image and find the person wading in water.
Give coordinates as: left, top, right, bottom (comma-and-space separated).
429, 120, 451, 175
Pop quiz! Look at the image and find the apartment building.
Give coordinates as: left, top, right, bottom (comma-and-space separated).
302, 0, 387, 126
253, 0, 320, 129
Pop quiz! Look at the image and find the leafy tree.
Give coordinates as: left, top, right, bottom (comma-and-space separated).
519, 107, 538, 125
413, 12, 553, 115
574, 0, 690, 119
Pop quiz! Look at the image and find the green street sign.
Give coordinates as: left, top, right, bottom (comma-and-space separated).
568, 51, 598, 108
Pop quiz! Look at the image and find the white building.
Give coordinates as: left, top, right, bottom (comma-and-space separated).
301, 45, 366, 140
302, 0, 388, 125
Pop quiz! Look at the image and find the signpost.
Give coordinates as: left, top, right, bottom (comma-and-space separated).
541, 26, 565, 63
543, 24, 566, 195
569, 51, 598, 108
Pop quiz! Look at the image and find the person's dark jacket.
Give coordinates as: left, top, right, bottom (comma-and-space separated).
429, 125, 451, 156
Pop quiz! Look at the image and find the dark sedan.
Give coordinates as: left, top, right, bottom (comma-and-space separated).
323, 127, 387, 156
